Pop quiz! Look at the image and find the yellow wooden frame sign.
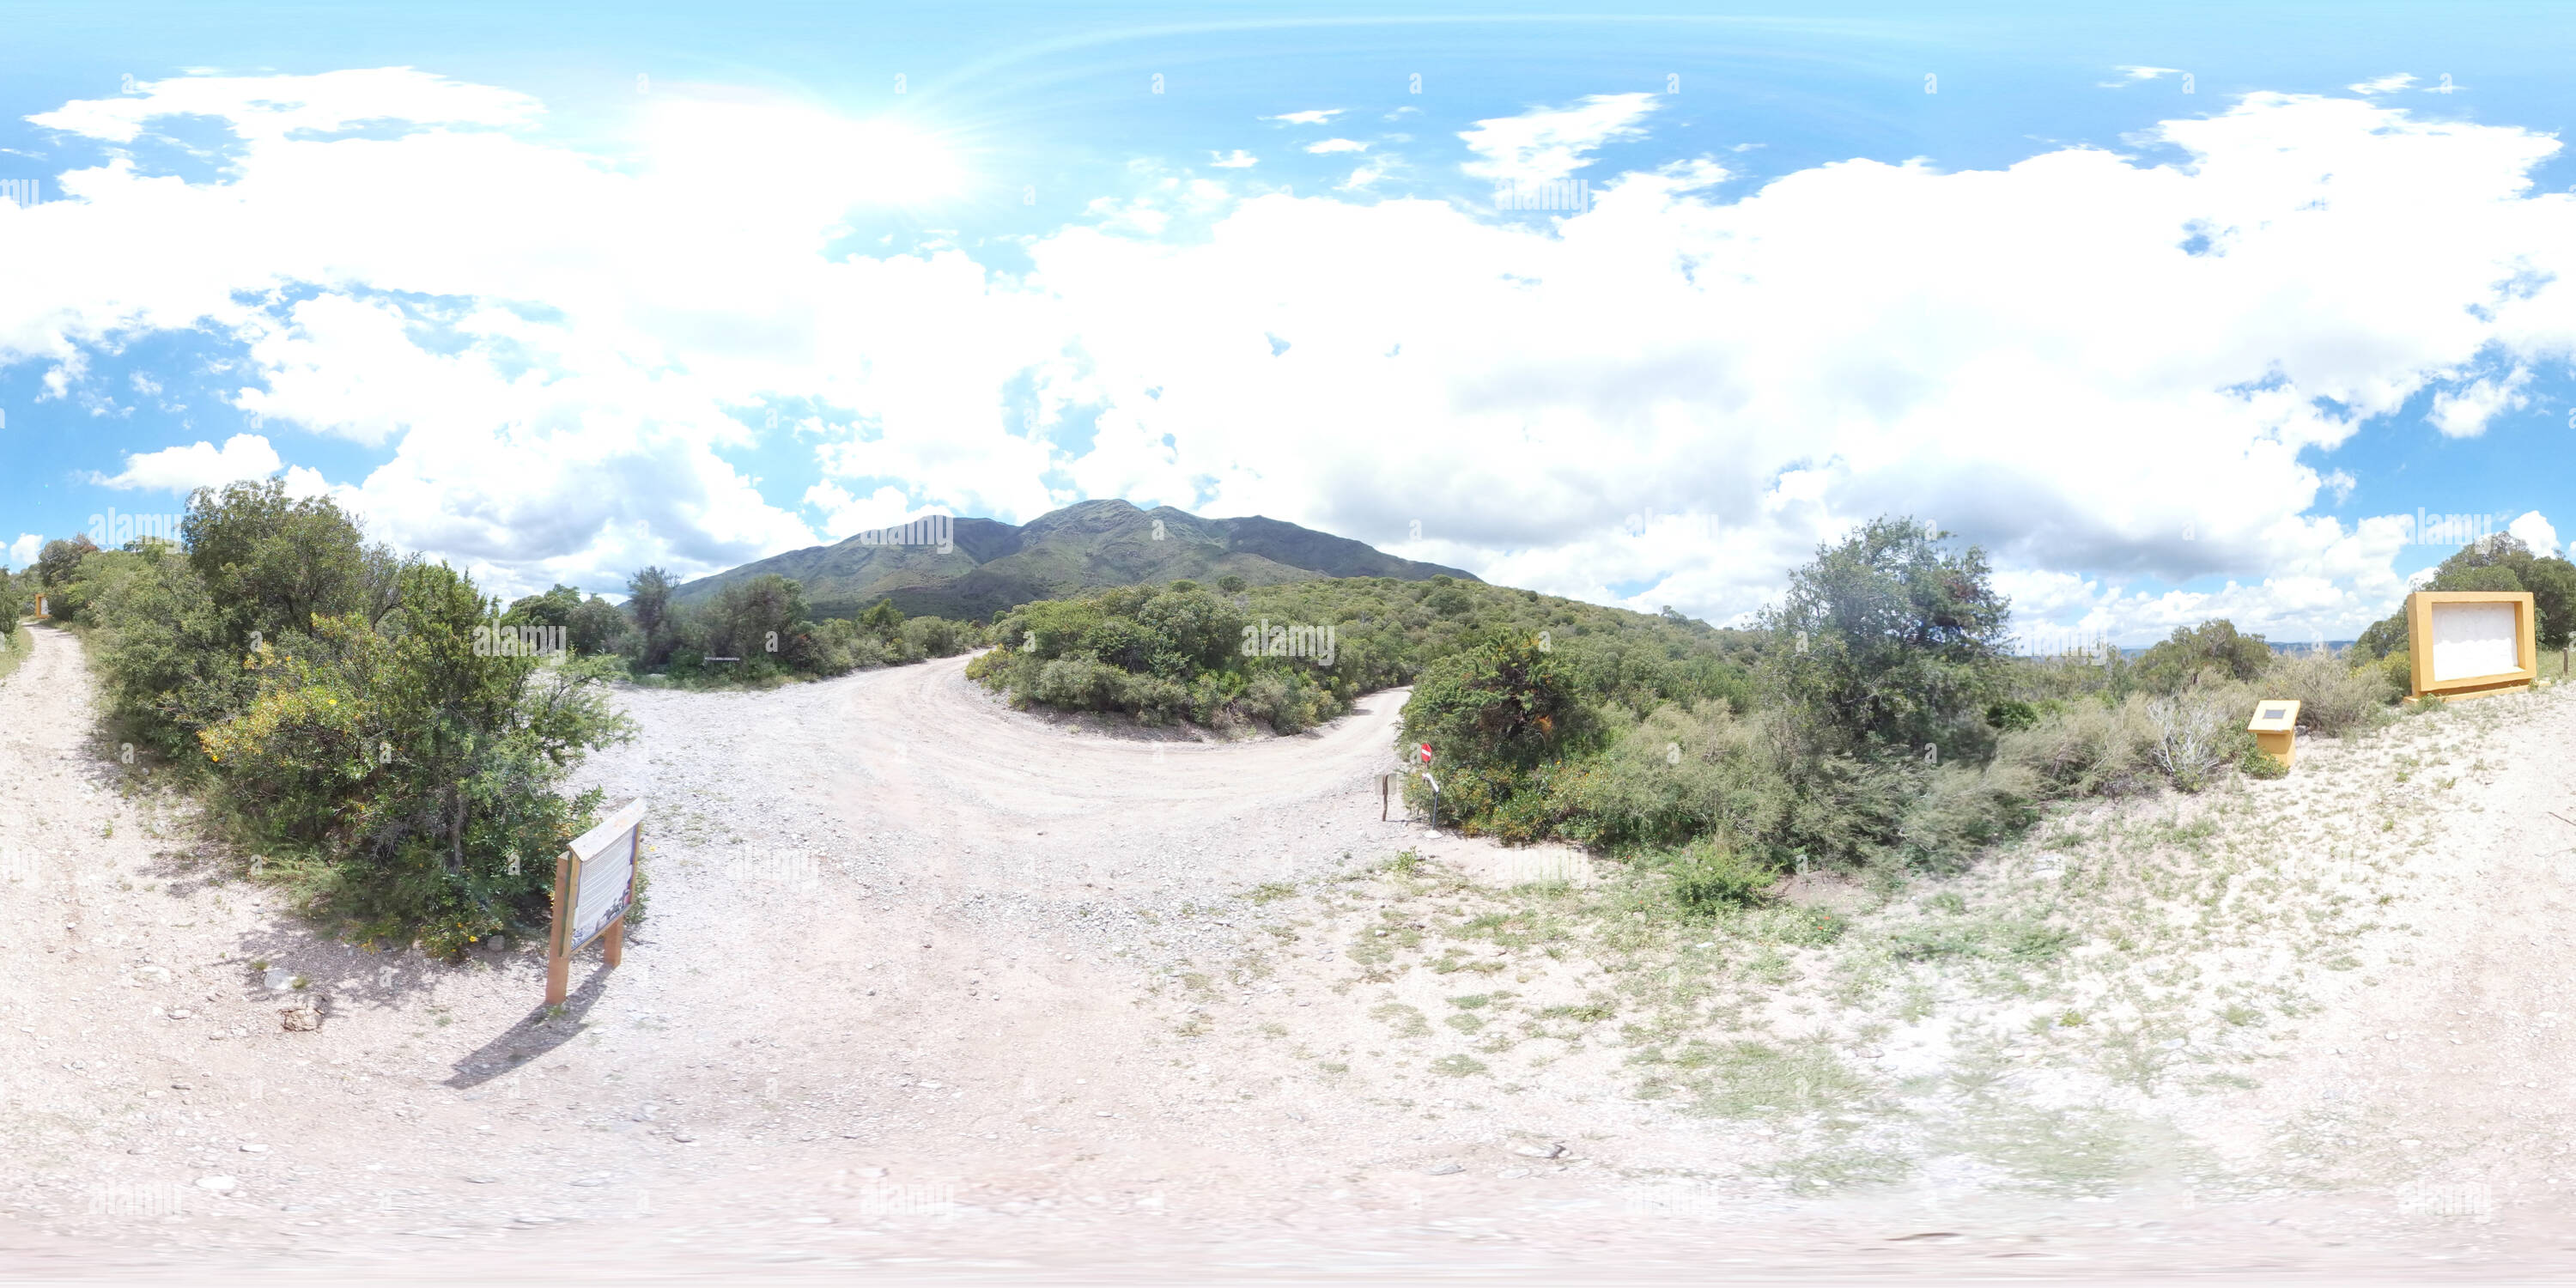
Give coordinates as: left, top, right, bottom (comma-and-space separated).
2405, 590, 2536, 702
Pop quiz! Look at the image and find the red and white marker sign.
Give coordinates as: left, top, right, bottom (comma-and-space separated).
1418, 744, 1434, 764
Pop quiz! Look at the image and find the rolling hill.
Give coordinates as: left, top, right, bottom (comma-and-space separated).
671, 499, 1480, 621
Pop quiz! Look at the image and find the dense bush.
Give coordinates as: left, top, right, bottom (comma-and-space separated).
1761, 516, 2012, 757
2261, 647, 2398, 736
2136, 620, 2275, 694
976, 572, 1759, 738
49, 480, 631, 955
616, 574, 976, 685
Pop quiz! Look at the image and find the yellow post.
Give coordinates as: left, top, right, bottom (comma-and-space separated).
2247, 699, 2300, 769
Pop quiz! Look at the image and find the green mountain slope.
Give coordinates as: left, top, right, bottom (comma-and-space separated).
671, 499, 1479, 620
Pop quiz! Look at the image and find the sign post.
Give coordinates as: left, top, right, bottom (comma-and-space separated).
546, 798, 646, 1005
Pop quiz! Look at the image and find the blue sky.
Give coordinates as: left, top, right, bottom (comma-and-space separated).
3, 2, 2572, 643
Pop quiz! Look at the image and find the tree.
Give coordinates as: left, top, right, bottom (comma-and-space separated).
566, 595, 632, 656
705, 574, 812, 665
1400, 632, 1594, 773
180, 478, 391, 652
1216, 574, 1247, 595
1762, 517, 2011, 755
2136, 619, 2274, 694
859, 597, 905, 638
37, 535, 99, 589
623, 567, 677, 667
501, 584, 584, 633
1135, 585, 1242, 677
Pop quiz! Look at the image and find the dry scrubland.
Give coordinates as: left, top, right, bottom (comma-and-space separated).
6, 629, 2576, 1280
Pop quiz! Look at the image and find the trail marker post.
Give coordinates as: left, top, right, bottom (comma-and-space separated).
546, 797, 645, 1005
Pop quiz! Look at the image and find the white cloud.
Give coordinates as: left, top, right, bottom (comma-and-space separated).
2349, 74, 2416, 94
2509, 510, 2560, 556
2104, 66, 2185, 87
1459, 93, 1659, 187
2425, 368, 2530, 436
9, 72, 2576, 636
804, 482, 921, 540
88, 433, 283, 491
1304, 138, 1368, 155
1265, 110, 1341, 125
1210, 150, 1257, 168
6, 533, 39, 569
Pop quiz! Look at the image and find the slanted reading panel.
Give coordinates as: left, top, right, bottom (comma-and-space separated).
565, 798, 645, 952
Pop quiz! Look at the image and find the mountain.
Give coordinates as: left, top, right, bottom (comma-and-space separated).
670, 500, 1481, 621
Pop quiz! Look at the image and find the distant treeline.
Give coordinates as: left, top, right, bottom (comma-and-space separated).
967, 573, 1754, 734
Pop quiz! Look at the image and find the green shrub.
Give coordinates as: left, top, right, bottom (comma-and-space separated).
2259, 647, 2397, 737
2239, 747, 2289, 780
1761, 515, 2011, 756
1895, 762, 2038, 872
1401, 632, 1596, 772
70, 487, 633, 957
1996, 696, 2161, 799
1660, 839, 1777, 913
2136, 619, 2273, 695
1551, 702, 1789, 853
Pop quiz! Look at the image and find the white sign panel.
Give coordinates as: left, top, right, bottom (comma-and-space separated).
564, 799, 644, 951
2429, 602, 2518, 683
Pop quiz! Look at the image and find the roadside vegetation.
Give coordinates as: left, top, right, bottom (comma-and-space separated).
566, 568, 982, 688
31, 481, 629, 956
966, 572, 1756, 734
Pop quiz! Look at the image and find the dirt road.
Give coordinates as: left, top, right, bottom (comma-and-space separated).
7, 630, 2576, 1282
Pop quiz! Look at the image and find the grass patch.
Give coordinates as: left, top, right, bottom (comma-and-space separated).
1673, 1039, 1868, 1120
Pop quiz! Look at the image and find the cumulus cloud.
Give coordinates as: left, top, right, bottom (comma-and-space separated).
1458, 93, 1659, 187
2349, 74, 2416, 94
1304, 138, 1368, 155
88, 433, 283, 491
1265, 110, 1340, 125
2425, 368, 2530, 436
6, 533, 39, 569
1209, 150, 1256, 168
2509, 510, 2560, 556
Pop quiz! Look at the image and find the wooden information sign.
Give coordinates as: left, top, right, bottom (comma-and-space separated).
546, 797, 645, 1005
2407, 591, 2537, 702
